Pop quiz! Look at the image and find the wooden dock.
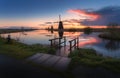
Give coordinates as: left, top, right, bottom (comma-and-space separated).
26, 53, 71, 71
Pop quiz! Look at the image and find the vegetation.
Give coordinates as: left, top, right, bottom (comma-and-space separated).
83, 27, 92, 35
46, 28, 108, 32
99, 34, 120, 40
0, 37, 56, 59
69, 48, 120, 73
0, 29, 37, 34
99, 23, 120, 40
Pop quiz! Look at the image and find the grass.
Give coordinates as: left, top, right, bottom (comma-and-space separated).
0, 37, 74, 78
68, 48, 120, 73
0, 33, 73, 78
99, 33, 120, 40
0, 37, 56, 59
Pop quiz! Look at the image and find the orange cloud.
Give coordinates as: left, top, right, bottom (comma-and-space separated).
78, 37, 99, 47
68, 9, 100, 20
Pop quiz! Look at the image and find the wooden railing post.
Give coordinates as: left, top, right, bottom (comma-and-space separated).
77, 37, 79, 49
59, 38, 61, 48
54, 40, 55, 46
69, 36, 80, 53
49, 37, 67, 48
69, 41, 72, 53
74, 39, 76, 49
49, 40, 53, 47
64, 37, 66, 46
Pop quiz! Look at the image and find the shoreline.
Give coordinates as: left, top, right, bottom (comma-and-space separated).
0, 29, 38, 34
98, 34, 120, 40
68, 48, 120, 73
0, 37, 56, 59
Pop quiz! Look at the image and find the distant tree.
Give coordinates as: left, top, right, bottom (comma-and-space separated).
107, 23, 119, 36
51, 26, 53, 30
107, 23, 118, 29
84, 27, 92, 35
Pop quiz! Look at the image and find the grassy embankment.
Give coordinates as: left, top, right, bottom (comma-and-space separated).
98, 24, 120, 40
68, 48, 120, 73
0, 29, 73, 78
0, 29, 37, 34
46, 28, 107, 32
0, 37, 56, 59
99, 33, 120, 40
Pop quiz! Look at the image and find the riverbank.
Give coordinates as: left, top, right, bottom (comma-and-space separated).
46, 28, 107, 32
0, 29, 38, 34
99, 33, 120, 40
0, 37, 56, 59
68, 48, 120, 73
0, 37, 73, 78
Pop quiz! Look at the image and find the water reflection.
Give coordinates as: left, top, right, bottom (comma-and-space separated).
58, 31, 64, 38
1, 30, 120, 58
78, 37, 99, 47
105, 40, 120, 51
16, 31, 28, 41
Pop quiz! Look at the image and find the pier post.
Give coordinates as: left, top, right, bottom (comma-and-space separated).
69, 41, 72, 53
64, 37, 66, 46
50, 40, 53, 47
74, 39, 76, 49
59, 38, 61, 48
77, 37, 79, 49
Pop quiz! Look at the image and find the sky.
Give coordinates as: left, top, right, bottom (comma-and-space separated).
0, 0, 120, 29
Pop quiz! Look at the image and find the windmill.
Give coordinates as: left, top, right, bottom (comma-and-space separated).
58, 15, 64, 31
58, 15, 64, 38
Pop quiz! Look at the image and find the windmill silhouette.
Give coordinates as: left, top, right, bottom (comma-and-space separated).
58, 15, 64, 31
58, 15, 64, 38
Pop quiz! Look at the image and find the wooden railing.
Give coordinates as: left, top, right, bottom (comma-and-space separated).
69, 37, 79, 53
49, 37, 66, 48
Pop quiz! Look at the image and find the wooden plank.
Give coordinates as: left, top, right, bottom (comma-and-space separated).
41, 56, 61, 67
33, 54, 52, 64
26, 53, 44, 61
53, 57, 71, 71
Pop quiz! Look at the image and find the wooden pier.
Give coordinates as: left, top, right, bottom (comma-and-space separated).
69, 37, 79, 53
26, 53, 71, 71
49, 37, 66, 48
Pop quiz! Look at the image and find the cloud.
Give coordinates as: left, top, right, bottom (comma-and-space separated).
39, 22, 53, 26
45, 22, 53, 24
68, 9, 100, 21
39, 24, 46, 26
42, 19, 82, 26
63, 19, 82, 23
68, 6, 120, 26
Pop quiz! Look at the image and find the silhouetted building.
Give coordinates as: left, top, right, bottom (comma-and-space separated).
58, 15, 64, 31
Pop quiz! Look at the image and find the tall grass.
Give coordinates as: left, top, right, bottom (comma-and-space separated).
0, 37, 56, 59
69, 48, 120, 73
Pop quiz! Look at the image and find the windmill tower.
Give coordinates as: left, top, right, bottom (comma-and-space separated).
58, 15, 64, 31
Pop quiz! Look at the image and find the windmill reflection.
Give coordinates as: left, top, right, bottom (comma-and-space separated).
58, 30, 64, 38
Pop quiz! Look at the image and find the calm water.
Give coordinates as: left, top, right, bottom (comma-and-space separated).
1, 30, 120, 58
